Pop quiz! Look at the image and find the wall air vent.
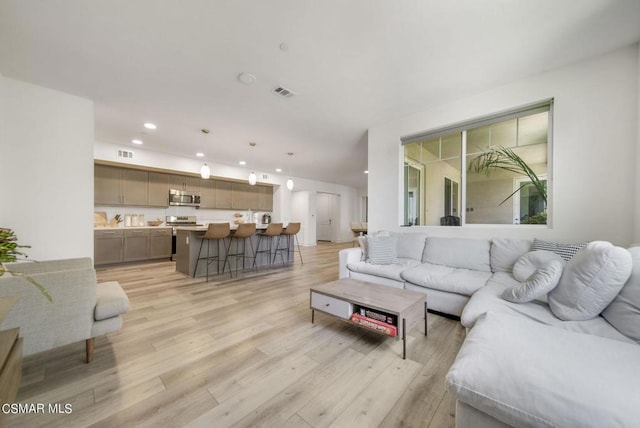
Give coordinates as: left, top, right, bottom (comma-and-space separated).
272, 85, 296, 98
118, 149, 134, 159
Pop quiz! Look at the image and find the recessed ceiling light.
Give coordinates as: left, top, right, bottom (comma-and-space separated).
238, 72, 256, 85
239, 160, 247, 166
364, 170, 369, 174
132, 139, 143, 145
275, 168, 282, 173
143, 122, 156, 130
196, 152, 204, 158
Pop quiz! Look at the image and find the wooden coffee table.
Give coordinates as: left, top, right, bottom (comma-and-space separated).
310, 278, 427, 359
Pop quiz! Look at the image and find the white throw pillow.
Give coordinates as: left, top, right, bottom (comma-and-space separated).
503, 251, 564, 303
490, 238, 532, 273
365, 235, 397, 265
549, 241, 632, 321
601, 246, 640, 343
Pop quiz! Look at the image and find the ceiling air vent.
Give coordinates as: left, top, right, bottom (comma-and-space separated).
272, 85, 296, 98
118, 149, 134, 159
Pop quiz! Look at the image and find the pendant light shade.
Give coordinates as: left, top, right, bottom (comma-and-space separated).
248, 171, 257, 185
200, 163, 211, 179
285, 152, 294, 191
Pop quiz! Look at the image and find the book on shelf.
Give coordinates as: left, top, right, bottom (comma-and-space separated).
350, 313, 398, 337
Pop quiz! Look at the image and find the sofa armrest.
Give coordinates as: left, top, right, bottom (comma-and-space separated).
338, 247, 363, 279
446, 312, 640, 428
95, 281, 130, 321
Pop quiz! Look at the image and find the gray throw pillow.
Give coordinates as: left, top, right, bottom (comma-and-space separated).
503, 251, 564, 303
366, 235, 397, 265
549, 241, 632, 321
601, 246, 640, 343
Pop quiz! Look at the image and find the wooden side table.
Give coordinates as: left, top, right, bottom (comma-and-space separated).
0, 297, 23, 424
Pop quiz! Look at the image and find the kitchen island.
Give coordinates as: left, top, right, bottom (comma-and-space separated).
175, 224, 294, 278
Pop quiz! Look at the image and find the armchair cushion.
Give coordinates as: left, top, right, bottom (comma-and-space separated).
94, 281, 130, 321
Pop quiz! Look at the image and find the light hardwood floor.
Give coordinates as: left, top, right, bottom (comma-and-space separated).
8, 242, 465, 428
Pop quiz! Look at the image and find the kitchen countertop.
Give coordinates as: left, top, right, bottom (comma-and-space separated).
94, 226, 172, 230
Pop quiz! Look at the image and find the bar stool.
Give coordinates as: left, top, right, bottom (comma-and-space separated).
274, 222, 303, 265
223, 223, 256, 277
193, 223, 231, 282
253, 223, 283, 270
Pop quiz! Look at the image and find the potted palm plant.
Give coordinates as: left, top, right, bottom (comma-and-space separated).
0, 228, 52, 301
468, 146, 547, 224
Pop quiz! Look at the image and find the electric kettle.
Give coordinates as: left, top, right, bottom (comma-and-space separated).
262, 213, 271, 224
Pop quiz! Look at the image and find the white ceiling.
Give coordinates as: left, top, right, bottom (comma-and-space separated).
1, 0, 639, 189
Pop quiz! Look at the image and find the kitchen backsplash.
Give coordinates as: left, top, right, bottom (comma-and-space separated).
95, 205, 272, 227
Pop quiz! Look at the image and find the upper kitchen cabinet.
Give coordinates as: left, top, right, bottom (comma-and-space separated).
169, 175, 200, 193
95, 165, 122, 205
199, 178, 216, 209
257, 185, 274, 211
231, 182, 256, 210
148, 172, 170, 207
215, 180, 232, 209
95, 165, 148, 206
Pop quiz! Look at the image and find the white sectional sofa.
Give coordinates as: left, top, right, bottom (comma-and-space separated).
338, 232, 640, 427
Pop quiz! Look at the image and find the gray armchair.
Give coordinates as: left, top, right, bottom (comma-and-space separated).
0, 257, 129, 362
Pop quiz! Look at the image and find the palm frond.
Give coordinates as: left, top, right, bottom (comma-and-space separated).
469, 146, 547, 205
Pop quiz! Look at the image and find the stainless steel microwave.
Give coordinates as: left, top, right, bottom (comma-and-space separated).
169, 189, 201, 207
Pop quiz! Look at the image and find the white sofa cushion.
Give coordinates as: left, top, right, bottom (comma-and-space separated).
549, 241, 632, 321
347, 258, 421, 282
422, 237, 491, 272
602, 246, 640, 343
503, 251, 564, 303
390, 232, 428, 260
401, 262, 492, 296
490, 238, 531, 273
461, 273, 634, 342
365, 235, 397, 265
447, 312, 640, 428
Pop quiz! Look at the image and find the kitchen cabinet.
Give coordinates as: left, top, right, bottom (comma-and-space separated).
95, 165, 123, 205
149, 228, 172, 259
231, 182, 248, 209
257, 185, 273, 211
122, 169, 148, 205
215, 180, 232, 209
95, 227, 172, 266
200, 178, 216, 209
169, 175, 200, 193
124, 229, 150, 262
94, 165, 148, 206
94, 229, 124, 265
148, 172, 170, 206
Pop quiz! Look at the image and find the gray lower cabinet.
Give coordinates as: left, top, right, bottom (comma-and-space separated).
94, 229, 124, 265
124, 229, 150, 262
149, 228, 172, 259
95, 227, 172, 266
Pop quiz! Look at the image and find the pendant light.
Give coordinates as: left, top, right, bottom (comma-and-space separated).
248, 142, 257, 185
200, 129, 211, 179
286, 152, 294, 191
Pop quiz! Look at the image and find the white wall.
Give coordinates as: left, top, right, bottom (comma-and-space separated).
368, 44, 640, 246
0, 75, 94, 260
94, 141, 361, 244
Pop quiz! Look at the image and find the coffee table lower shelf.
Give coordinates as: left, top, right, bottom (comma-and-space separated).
310, 279, 427, 359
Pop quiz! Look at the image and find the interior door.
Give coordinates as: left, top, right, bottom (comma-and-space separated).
317, 193, 337, 241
